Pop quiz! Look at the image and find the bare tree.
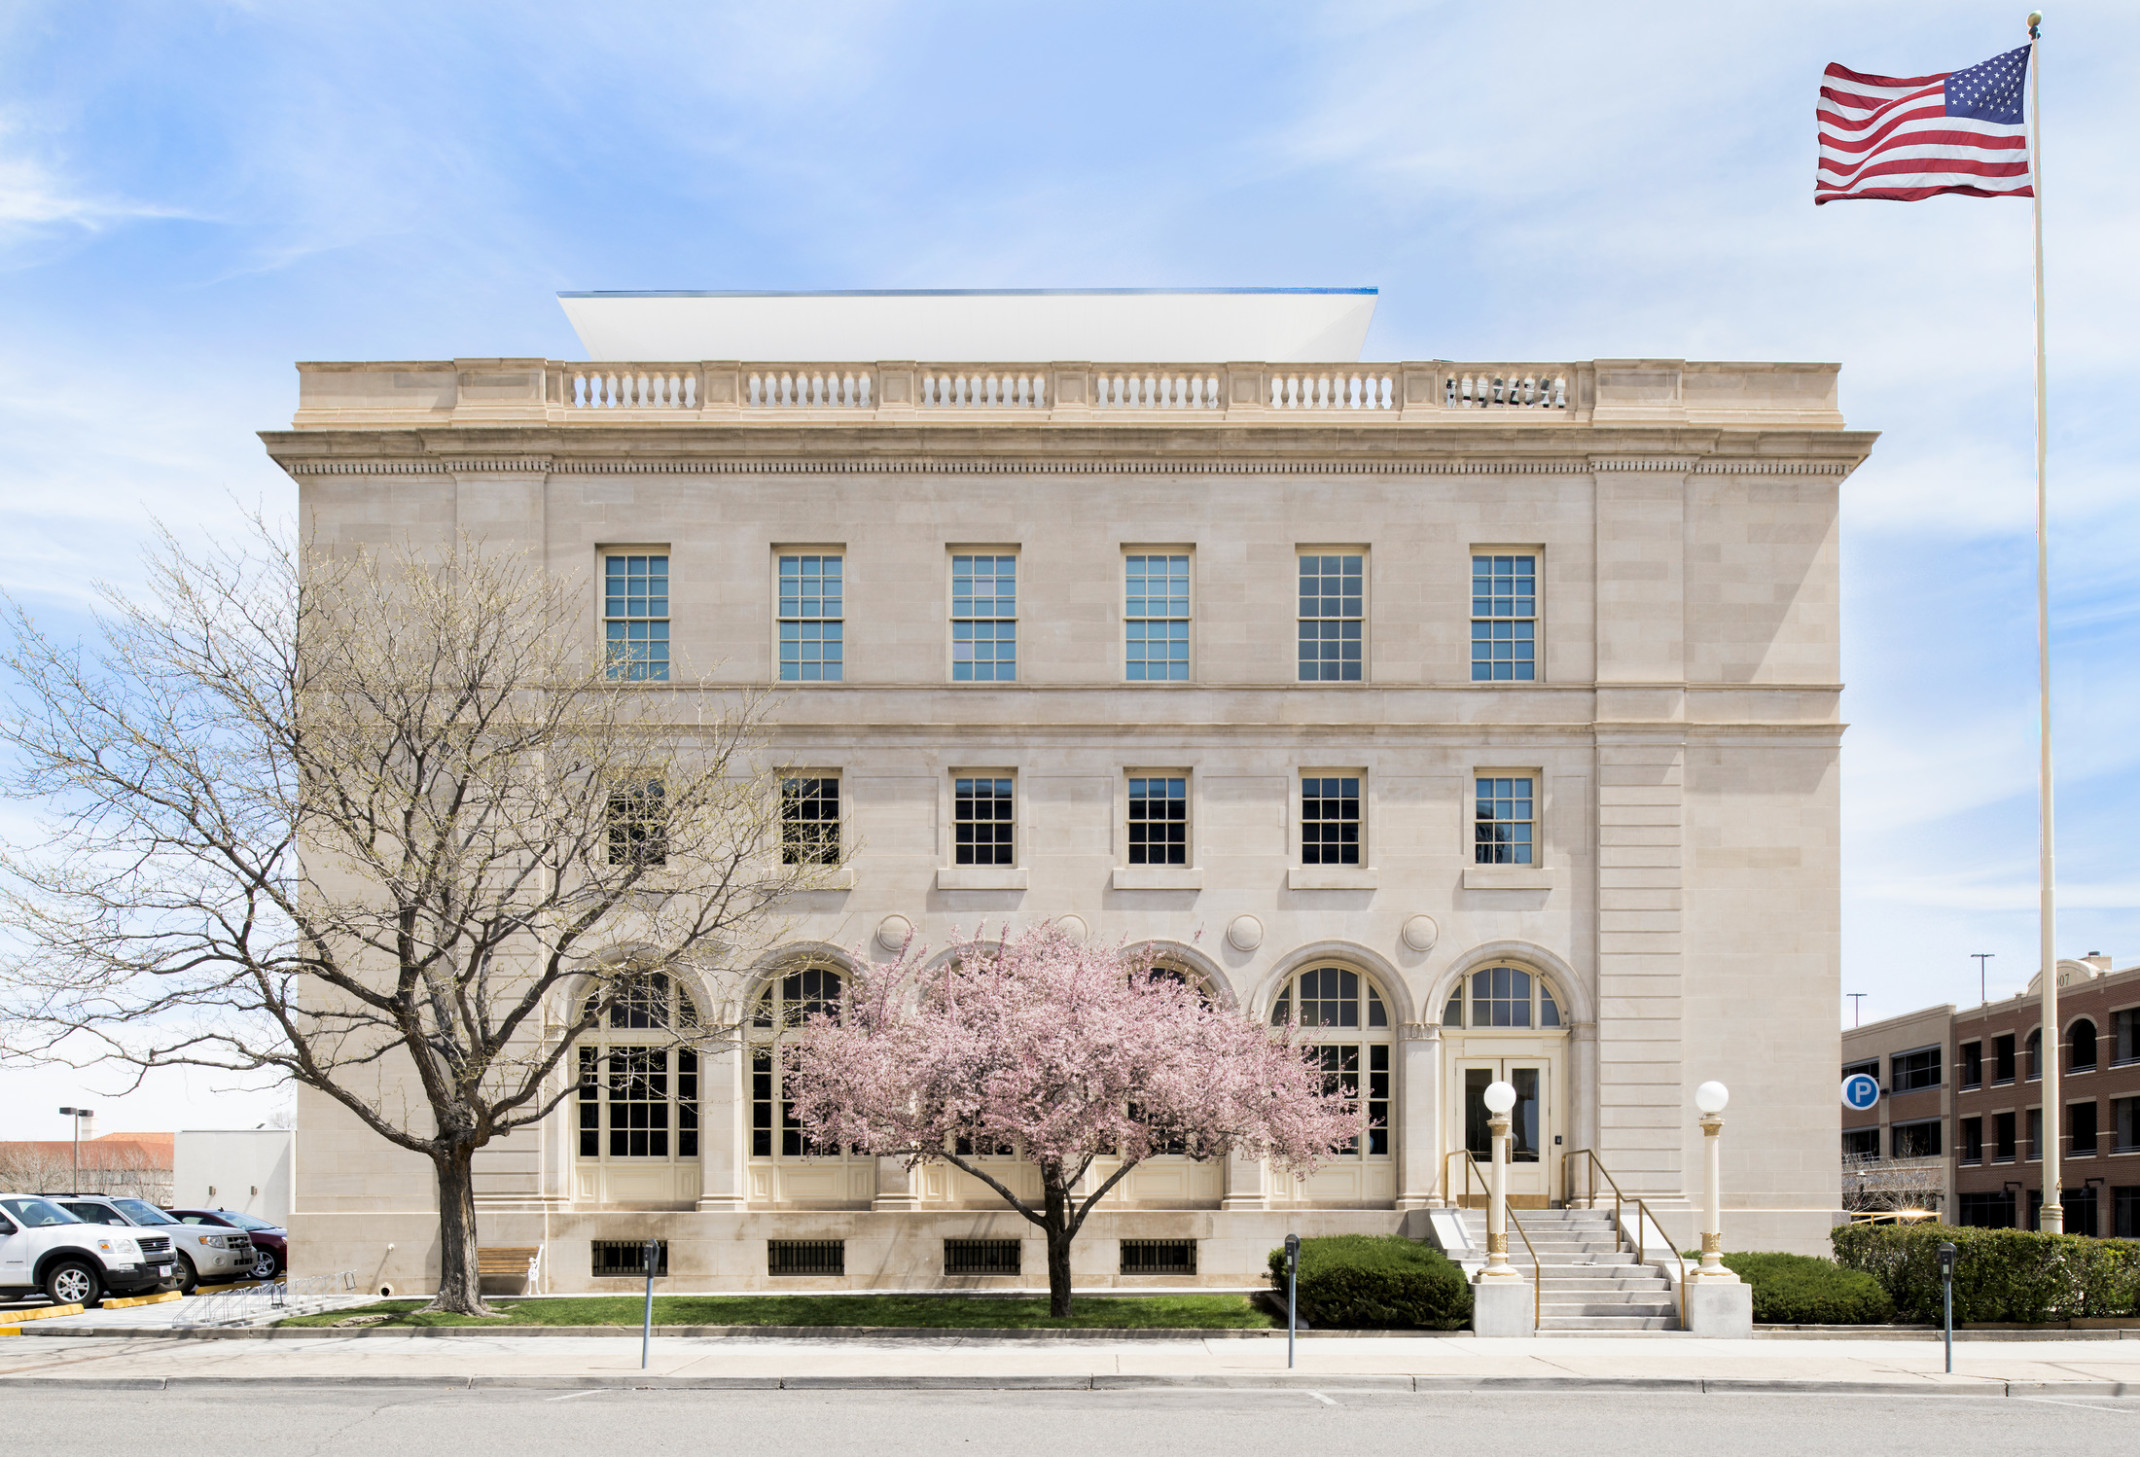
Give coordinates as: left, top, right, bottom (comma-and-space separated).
0, 1140, 171, 1203
0, 520, 816, 1313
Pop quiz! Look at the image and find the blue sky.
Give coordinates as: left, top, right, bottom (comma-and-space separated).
2, 1, 2135, 1134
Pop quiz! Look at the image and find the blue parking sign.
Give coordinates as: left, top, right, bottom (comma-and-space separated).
1841, 1073, 1879, 1111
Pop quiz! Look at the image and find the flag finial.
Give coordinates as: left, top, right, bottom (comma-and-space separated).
2028, 11, 2042, 38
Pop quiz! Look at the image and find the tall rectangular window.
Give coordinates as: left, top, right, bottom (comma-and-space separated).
1300, 775, 1361, 866
1959, 1116, 1983, 1164
2116, 1096, 2140, 1152
1471, 553, 1537, 681
1127, 775, 1188, 866
1994, 1110, 2016, 1161
604, 553, 670, 681
780, 775, 841, 866
1961, 1041, 1983, 1088
1125, 553, 1190, 681
1994, 1033, 2016, 1082
2114, 1008, 2140, 1065
777, 554, 843, 682
607, 779, 667, 868
2070, 1100, 2098, 1156
952, 554, 1017, 682
1474, 776, 1536, 866
605, 1047, 669, 1158
954, 776, 1015, 866
1297, 553, 1364, 682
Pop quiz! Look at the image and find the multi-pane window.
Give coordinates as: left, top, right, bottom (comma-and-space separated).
749, 967, 846, 1159
1474, 776, 1535, 866
1842, 1058, 1879, 1082
1441, 968, 1563, 1030
604, 554, 670, 681
1300, 775, 1361, 866
1269, 967, 1391, 1158
1297, 553, 1364, 682
780, 776, 841, 866
1127, 775, 1188, 866
778, 554, 843, 682
1960, 1116, 1984, 1164
1464, 1066, 1542, 1164
1125, 554, 1190, 682
1840, 1127, 1879, 1159
954, 776, 1015, 866
1471, 553, 1537, 681
1958, 1191, 2016, 1228
1890, 1118, 1940, 1160
1960, 1041, 1983, 1088
607, 780, 667, 868
1891, 1046, 1941, 1092
574, 972, 699, 1164
952, 554, 1017, 682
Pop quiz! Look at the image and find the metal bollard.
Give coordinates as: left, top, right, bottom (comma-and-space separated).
1285, 1233, 1300, 1370
1938, 1241, 1956, 1374
641, 1237, 658, 1371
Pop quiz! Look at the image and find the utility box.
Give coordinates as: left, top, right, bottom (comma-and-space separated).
173, 1129, 293, 1223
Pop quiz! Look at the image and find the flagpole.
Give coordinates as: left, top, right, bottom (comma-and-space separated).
2027, 9, 2061, 1236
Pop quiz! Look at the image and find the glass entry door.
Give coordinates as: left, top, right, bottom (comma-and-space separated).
1455, 1058, 1553, 1205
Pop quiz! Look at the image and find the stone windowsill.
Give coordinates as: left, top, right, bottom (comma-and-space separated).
1111, 866, 1203, 891
1463, 864, 1555, 891
1287, 864, 1379, 891
936, 866, 1029, 891
788, 866, 854, 891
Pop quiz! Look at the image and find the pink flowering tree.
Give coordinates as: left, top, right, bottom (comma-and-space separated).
782, 924, 1360, 1317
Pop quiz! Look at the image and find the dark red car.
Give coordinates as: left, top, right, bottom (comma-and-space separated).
167, 1208, 285, 1279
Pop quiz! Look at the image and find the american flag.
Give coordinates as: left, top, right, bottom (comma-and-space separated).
1817, 44, 2033, 203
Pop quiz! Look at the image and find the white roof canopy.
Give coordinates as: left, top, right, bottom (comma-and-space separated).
556, 288, 1377, 364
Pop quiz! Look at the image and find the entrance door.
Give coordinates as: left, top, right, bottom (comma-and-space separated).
1455, 1057, 1553, 1206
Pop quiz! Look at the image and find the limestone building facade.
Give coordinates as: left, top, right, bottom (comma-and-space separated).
266, 293, 1874, 1293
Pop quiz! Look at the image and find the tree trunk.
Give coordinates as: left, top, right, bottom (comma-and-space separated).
428, 1142, 491, 1317
1043, 1176, 1075, 1319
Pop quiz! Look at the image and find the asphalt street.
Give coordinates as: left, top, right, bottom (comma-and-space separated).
8, 1385, 2138, 1456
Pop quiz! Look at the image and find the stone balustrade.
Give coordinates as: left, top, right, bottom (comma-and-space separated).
290, 359, 1848, 430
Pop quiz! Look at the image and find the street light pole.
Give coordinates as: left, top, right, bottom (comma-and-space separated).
1480, 1080, 1519, 1280
1689, 1083, 1738, 1283
57, 1106, 93, 1191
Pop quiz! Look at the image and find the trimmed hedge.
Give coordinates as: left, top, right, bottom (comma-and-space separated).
1832, 1222, 2140, 1323
1714, 1252, 1893, 1325
1266, 1235, 1472, 1330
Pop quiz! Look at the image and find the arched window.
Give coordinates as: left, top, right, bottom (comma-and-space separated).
1440, 965, 1563, 1030
1270, 966, 1393, 1159
2070, 1019, 2098, 1072
2026, 1029, 2042, 1082
575, 972, 701, 1165
746, 966, 846, 1158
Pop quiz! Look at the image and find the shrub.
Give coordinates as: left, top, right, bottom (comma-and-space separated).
1715, 1252, 1893, 1325
1832, 1222, 2140, 1323
1266, 1235, 1472, 1330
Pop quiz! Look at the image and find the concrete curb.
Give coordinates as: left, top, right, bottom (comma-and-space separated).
0, 1373, 2133, 1396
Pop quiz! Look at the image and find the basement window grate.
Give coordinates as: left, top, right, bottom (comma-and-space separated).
1119, 1238, 1198, 1276
768, 1239, 846, 1277
590, 1239, 669, 1277
944, 1238, 1022, 1276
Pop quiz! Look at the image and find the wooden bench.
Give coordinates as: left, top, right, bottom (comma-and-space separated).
476, 1246, 541, 1294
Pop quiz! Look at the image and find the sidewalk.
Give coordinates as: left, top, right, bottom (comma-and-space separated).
3, 1328, 2138, 1396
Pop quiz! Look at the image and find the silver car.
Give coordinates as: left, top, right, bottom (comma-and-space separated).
49, 1194, 255, 1293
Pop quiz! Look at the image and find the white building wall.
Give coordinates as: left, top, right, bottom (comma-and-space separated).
173, 1130, 294, 1224
269, 354, 1870, 1290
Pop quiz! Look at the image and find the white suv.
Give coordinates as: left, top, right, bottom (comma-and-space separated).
0, 1195, 179, 1307
48, 1194, 255, 1293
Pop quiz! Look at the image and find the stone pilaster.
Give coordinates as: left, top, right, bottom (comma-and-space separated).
1396, 1023, 1442, 1209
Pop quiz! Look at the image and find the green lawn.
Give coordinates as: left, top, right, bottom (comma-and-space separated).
278, 1293, 1278, 1331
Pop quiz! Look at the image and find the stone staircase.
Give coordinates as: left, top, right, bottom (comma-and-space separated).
1459, 1207, 1680, 1332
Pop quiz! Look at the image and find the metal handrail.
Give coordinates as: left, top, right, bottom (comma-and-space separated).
1562, 1149, 1687, 1327
1448, 1149, 1542, 1328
